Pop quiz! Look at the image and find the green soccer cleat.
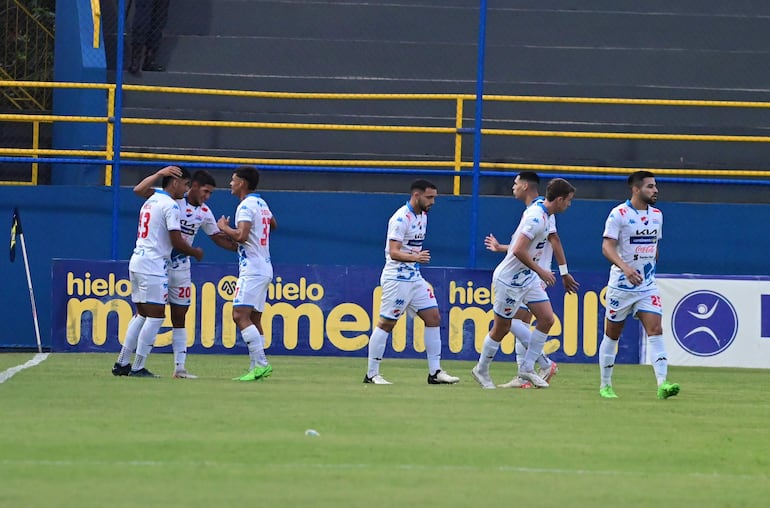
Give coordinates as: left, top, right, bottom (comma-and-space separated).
657, 381, 680, 399
233, 364, 273, 381
599, 385, 618, 398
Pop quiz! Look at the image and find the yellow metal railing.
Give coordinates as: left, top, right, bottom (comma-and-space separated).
89, 0, 101, 49
2, 80, 770, 188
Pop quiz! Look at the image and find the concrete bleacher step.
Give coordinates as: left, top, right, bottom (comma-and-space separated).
102, 0, 770, 194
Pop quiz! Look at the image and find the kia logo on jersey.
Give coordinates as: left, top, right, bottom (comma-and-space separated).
671, 290, 738, 356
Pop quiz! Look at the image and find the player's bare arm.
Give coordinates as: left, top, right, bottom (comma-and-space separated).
133, 166, 182, 198
513, 234, 555, 286
269, 216, 278, 231
549, 232, 579, 293
217, 216, 252, 243
602, 237, 642, 286
388, 239, 430, 264
210, 232, 238, 251
169, 230, 203, 261
484, 233, 508, 253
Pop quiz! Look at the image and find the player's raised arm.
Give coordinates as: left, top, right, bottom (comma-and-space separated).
133, 166, 182, 198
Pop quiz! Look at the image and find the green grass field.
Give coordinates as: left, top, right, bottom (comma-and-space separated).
1, 353, 769, 507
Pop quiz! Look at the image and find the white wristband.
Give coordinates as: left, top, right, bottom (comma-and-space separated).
559, 264, 569, 276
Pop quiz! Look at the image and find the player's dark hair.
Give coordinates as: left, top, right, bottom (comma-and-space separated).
192, 170, 216, 187
545, 178, 576, 201
517, 171, 540, 186
628, 170, 655, 188
235, 166, 260, 190
410, 179, 437, 193
161, 166, 191, 188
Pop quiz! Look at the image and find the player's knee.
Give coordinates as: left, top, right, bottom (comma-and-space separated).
536, 314, 555, 331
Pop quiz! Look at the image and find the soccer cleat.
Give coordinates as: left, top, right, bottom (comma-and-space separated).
517, 369, 549, 388
111, 362, 131, 376
173, 369, 198, 379
657, 381, 680, 400
234, 364, 273, 381
599, 385, 618, 398
497, 377, 532, 389
427, 370, 460, 384
363, 374, 392, 385
537, 361, 559, 383
471, 366, 496, 389
128, 367, 159, 378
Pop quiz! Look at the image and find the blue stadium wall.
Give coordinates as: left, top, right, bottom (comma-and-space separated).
2, 186, 769, 352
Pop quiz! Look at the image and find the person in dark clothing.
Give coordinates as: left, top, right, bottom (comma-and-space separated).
128, 0, 170, 75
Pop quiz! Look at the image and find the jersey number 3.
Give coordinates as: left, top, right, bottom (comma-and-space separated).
260, 216, 270, 246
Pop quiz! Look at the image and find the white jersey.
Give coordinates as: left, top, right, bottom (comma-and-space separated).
170, 195, 220, 271
603, 199, 663, 291
235, 193, 273, 277
380, 201, 426, 282
532, 196, 558, 270
128, 190, 181, 276
493, 201, 551, 288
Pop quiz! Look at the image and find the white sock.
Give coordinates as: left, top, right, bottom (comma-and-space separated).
476, 335, 500, 373
424, 326, 442, 375
132, 317, 164, 371
172, 328, 187, 370
522, 329, 547, 372
510, 319, 531, 347
647, 334, 668, 386
515, 339, 526, 369
117, 314, 145, 366
511, 319, 531, 369
599, 334, 618, 388
367, 326, 389, 378
257, 333, 269, 365
242, 325, 267, 369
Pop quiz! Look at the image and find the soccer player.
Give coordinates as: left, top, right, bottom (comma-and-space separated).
217, 166, 276, 382
112, 167, 204, 377
128, 166, 236, 378
471, 178, 576, 389
484, 172, 580, 388
598, 171, 680, 399
364, 179, 460, 385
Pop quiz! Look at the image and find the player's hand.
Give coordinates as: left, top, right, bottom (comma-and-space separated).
539, 269, 556, 287
415, 250, 431, 264
190, 247, 204, 262
158, 165, 182, 178
561, 273, 580, 293
217, 216, 230, 230
624, 267, 643, 286
484, 234, 501, 252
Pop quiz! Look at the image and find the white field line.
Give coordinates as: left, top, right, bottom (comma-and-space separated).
0, 459, 764, 481
0, 353, 49, 384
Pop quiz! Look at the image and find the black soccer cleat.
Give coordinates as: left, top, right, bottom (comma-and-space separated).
128, 368, 159, 378
112, 362, 131, 376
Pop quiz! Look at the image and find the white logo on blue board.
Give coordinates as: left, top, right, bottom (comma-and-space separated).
671, 290, 737, 356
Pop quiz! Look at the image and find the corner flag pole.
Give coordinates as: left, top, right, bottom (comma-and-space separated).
10, 208, 43, 353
